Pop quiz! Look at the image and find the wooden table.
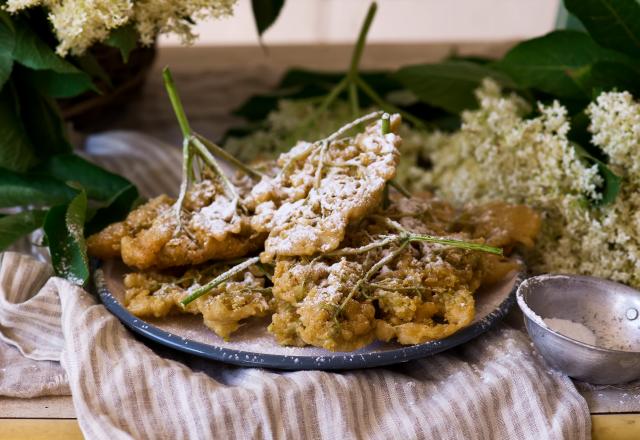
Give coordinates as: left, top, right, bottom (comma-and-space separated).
2, 43, 640, 439
1, 396, 639, 439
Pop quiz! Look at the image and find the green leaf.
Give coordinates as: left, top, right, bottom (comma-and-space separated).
565, 0, 640, 58
26, 69, 95, 98
85, 184, 140, 235
34, 154, 133, 201
106, 24, 138, 63
574, 61, 640, 98
15, 76, 72, 155
44, 190, 89, 285
11, 22, 95, 97
596, 160, 622, 205
0, 210, 47, 251
496, 30, 631, 100
572, 142, 621, 205
13, 24, 80, 73
0, 83, 37, 172
394, 60, 517, 113
0, 15, 14, 89
251, 0, 285, 36
75, 53, 112, 88
0, 168, 77, 208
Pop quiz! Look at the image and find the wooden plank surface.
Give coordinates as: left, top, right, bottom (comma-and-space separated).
0, 415, 639, 439
0, 420, 83, 440
592, 414, 640, 440
0, 396, 75, 419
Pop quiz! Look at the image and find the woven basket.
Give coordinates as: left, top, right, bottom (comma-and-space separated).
59, 42, 156, 133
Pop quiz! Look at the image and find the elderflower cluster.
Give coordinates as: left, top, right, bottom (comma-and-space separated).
5, 0, 236, 56
413, 80, 640, 287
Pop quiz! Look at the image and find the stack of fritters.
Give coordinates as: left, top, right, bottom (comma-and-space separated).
88, 114, 540, 350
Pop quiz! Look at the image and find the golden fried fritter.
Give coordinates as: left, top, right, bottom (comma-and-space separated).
88, 179, 263, 270
267, 194, 540, 351
247, 115, 402, 262
87, 195, 174, 260
269, 258, 377, 351
123, 264, 270, 339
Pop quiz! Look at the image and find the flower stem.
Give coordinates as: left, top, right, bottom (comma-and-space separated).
190, 136, 239, 201
349, 82, 360, 118
193, 133, 264, 179
180, 256, 260, 306
336, 240, 408, 315
355, 76, 427, 129
349, 2, 377, 79
380, 112, 390, 135
408, 234, 503, 255
174, 138, 192, 229
163, 67, 191, 138
389, 180, 411, 198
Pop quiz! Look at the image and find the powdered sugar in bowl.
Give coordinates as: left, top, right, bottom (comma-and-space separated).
517, 274, 640, 384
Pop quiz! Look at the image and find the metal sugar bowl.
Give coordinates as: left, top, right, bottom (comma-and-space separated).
517, 274, 640, 384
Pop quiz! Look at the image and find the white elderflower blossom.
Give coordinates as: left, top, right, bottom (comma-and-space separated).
415, 82, 640, 287
5, 0, 236, 56
588, 91, 640, 180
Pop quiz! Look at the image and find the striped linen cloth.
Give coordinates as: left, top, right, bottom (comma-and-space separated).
0, 131, 591, 439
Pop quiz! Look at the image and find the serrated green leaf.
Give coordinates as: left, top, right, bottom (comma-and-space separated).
251, 0, 285, 37
34, 154, 133, 201
394, 60, 517, 113
106, 24, 138, 63
0, 83, 37, 172
85, 184, 140, 235
0, 210, 47, 251
496, 30, 631, 100
565, 0, 640, 58
45, 190, 89, 285
0, 168, 77, 208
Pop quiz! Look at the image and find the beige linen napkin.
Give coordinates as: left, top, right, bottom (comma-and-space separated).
0, 132, 591, 439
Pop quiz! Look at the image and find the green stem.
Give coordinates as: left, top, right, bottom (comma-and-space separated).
180, 256, 260, 306
389, 180, 411, 198
163, 67, 191, 138
349, 2, 377, 78
193, 133, 264, 180
408, 234, 503, 255
174, 138, 192, 227
337, 240, 408, 315
324, 111, 382, 143
190, 137, 239, 200
322, 234, 399, 258
355, 76, 427, 129
349, 81, 360, 118
380, 112, 390, 135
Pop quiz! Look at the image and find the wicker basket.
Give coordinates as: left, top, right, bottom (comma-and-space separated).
59, 42, 156, 133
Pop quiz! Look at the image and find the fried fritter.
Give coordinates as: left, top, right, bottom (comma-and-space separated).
267, 194, 540, 350
269, 258, 377, 351
247, 114, 402, 262
87, 195, 174, 260
89, 179, 263, 270
123, 264, 270, 339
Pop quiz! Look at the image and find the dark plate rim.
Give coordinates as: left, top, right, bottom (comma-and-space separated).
93, 260, 522, 370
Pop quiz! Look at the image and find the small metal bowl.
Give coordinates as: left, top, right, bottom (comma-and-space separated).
517, 274, 640, 384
